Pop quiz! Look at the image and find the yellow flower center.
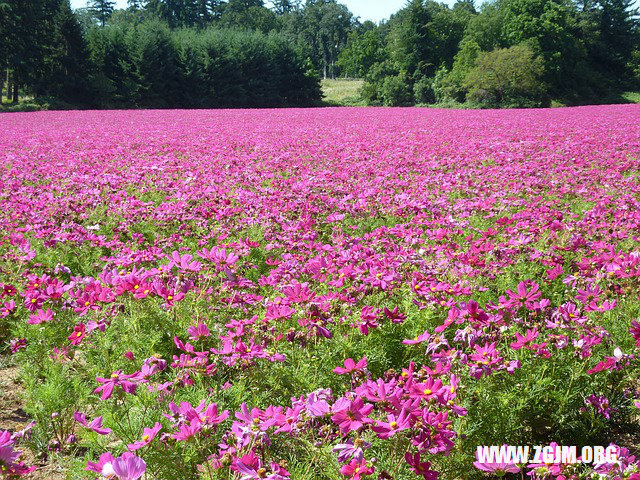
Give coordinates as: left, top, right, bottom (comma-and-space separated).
390, 421, 398, 428
423, 389, 432, 395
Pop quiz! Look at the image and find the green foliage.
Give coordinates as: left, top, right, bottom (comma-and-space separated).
83, 20, 320, 108
88, 0, 115, 27
463, 44, 546, 107
281, 0, 354, 79
413, 74, 435, 104
500, 0, 585, 94
433, 39, 481, 103
336, 29, 384, 78
380, 72, 413, 106
2, 0, 639, 108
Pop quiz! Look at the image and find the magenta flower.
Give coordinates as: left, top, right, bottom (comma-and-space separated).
371, 408, 411, 439
510, 328, 539, 350
630, 320, 640, 347
340, 458, 374, 480
9, 338, 26, 354
505, 281, 541, 310
403, 330, 431, 345
86, 452, 116, 476
405, 452, 438, 479
73, 412, 112, 435
333, 356, 367, 375
331, 397, 373, 433
68, 324, 86, 345
332, 438, 371, 462
187, 323, 210, 341
474, 446, 520, 476
28, 308, 54, 324
383, 306, 406, 323
112, 452, 146, 480
94, 370, 139, 400
169, 251, 202, 272
473, 460, 520, 475
586, 394, 615, 419
128, 422, 162, 450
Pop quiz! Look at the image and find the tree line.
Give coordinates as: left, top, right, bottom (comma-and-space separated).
0, 0, 638, 108
339, 0, 639, 106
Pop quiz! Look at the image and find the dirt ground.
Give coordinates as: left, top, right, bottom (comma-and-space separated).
0, 361, 65, 480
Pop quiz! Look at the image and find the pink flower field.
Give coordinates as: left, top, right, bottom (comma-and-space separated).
0, 105, 639, 479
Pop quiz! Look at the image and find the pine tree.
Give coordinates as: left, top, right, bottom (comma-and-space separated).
89, 0, 115, 26
41, 0, 92, 102
598, 0, 639, 77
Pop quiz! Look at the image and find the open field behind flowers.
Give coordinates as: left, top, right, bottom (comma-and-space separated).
1, 106, 640, 480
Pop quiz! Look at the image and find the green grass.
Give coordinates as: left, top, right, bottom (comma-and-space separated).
321, 78, 365, 106
0, 96, 47, 112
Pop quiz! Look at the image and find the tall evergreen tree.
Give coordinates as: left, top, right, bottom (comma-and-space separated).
89, 0, 115, 26
37, 0, 92, 102
598, 0, 638, 77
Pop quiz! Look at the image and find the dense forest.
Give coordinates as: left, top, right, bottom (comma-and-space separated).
0, 0, 639, 108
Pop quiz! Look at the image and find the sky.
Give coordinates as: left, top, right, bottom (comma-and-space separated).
69, 0, 418, 23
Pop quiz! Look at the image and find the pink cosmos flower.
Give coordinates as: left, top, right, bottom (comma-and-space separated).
505, 281, 541, 310
94, 370, 139, 400
73, 411, 112, 435
28, 308, 54, 324
187, 323, 210, 341
86, 452, 116, 476
403, 330, 430, 345
510, 328, 539, 350
234, 452, 290, 480
630, 320, 640, 347
473, 459, 520, 475
340, 458, 374, 480
405, 452, 438, 479
383, 306, 406, 323
0, 300, 16, 317
332, 438, 371, 462
128, 422, 162, 450
111, 452, 146, 480
0, 431, 35, 476
371, 408, 411, 439
9, 338, 26, 353
169, 251, 202, 272
333, 356, 367, 375
331, 397, 374, 433
586, 394, 615, 419
68, 324, 86, 345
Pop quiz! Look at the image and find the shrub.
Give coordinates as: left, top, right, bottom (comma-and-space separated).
381, 73, 413, 106
463, 44, 546, 107
413, 75, 435, 104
